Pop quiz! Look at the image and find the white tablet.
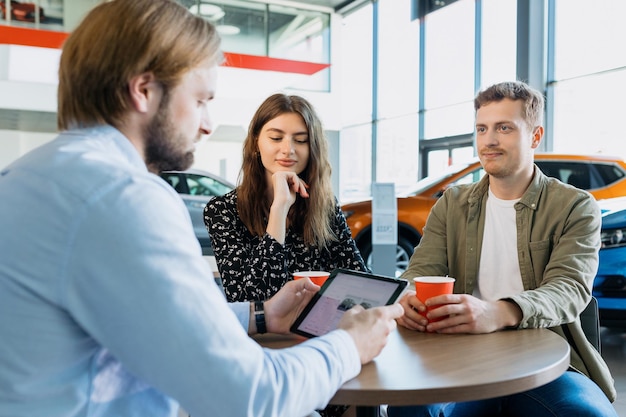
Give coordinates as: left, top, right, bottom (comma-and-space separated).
290, 268, 408, 338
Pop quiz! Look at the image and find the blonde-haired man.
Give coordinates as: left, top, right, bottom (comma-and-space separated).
0, 1, 402, 416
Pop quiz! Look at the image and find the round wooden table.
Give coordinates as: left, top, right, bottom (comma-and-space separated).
257, 326, 570, 416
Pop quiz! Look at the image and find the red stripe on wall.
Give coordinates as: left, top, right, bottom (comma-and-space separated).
0, 26, 330, 75
223, 52, 329, 75
0, 25, 67, 48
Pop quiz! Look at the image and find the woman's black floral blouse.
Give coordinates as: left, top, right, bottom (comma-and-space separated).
204, 189, 368, 302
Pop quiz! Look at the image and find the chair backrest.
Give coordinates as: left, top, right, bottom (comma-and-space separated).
580, 296, 601, 353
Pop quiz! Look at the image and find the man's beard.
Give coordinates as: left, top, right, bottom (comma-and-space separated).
144, 92, 195, 173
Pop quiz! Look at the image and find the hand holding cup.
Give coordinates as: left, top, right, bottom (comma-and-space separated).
413, 276, 455, 327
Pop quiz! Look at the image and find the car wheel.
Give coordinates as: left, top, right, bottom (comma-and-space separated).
360, 235, 416, 278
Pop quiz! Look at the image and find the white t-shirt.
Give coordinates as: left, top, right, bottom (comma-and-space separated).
473, 188, 524, 301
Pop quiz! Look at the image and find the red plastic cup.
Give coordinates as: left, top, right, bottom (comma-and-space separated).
293, 271, 331, 286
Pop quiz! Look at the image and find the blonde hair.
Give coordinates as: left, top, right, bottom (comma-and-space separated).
58, 0, 222, 130
238, 94, 336, 249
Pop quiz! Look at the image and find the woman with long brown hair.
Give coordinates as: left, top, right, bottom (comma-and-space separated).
204, 93, 367, 303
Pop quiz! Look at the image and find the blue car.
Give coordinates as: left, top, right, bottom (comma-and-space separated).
595, 196, 626, 329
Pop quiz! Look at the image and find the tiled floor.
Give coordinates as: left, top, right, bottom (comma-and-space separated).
602, 328, 626, 416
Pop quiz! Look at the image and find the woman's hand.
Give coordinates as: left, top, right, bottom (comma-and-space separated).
271, 171, 309, 209
267, 171, 309, 244
263, 278, 320, 334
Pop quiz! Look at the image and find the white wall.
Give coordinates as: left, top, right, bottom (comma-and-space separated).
0, 45, 59, 168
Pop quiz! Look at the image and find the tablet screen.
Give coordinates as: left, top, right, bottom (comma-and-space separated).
290, 269, 408, 338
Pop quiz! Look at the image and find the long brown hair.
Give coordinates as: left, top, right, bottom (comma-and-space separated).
238, 94, 336, 249
58, 0, 222, 131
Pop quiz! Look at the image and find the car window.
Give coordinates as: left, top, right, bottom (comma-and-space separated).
535, 160, 626, 190
593, 163, 626, 186
185, 174, 233, 197
160, 172, 186, 193
536, 161, 593, 189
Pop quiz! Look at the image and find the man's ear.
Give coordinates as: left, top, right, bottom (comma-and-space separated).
127, 72, 160, 114
531, 126, 544, 149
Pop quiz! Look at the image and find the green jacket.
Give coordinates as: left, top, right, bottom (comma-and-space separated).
402, 166, 616, 401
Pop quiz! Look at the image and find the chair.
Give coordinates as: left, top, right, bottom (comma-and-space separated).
580, 296, 601, 353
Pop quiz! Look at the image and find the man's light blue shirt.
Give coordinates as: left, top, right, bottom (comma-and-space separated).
0, 126, 360, 417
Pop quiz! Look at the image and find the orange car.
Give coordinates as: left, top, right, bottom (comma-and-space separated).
341, 154, 626, 275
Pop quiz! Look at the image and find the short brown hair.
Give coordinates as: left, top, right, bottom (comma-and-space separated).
58, 0, 222, 130
474, 81, 545, 129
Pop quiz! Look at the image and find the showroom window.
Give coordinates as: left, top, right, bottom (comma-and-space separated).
339, 124, 373, 202
377, 0, 420, 120
376, 115, 420, 194
375, 0, 421, 190
338, 3, 374, 202
551, 0, 626, 157
479, 0, 517, 88
422, 0, 475, 140
340, 4, 374, 126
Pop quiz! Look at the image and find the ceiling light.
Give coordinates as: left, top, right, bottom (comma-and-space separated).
188, 4, 225, 21
216, 25, 241, 35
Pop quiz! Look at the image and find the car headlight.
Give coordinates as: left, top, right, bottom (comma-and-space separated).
601, 228, 626, 249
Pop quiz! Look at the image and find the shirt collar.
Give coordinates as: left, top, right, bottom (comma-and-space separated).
469, 164, 545, 211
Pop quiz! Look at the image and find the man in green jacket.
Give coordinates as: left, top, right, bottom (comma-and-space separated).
388, 81, 616, 417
